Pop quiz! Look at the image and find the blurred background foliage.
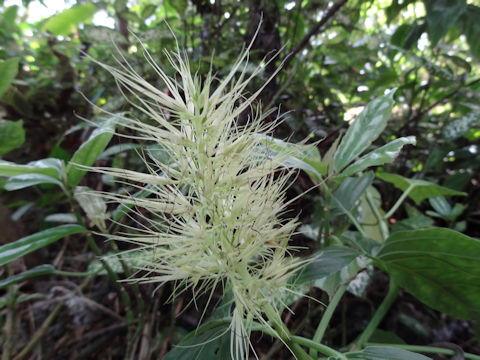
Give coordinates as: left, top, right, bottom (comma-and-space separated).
1, 0, 480, 358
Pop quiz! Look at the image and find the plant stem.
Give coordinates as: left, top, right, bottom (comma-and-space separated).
384, 184, 414, 219
366, 343, 480, 360
262, 303, 313, 360
310, 283, 348, 358
66, 190, 135, 357
13, 301, 64, 360
293, 336, 348, 360
354, 278, 399, 349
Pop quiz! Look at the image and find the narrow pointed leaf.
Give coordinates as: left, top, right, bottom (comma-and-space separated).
377, 173, 466, 205
0, 158, 64, 178
376, 228, 480, 320
334, 91, 395, 172
0, 225, 86, 266
66, 120, 115, 187
0, 265, 55, 289
342, 136, 416, 177
331, 172, 375, 215
4, 174, 63, 191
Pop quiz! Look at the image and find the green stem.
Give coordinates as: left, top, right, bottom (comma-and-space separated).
384, 184, 414, 219
293, 336, 348, 360
310, 283, 348, 358
366, 343, 480, 360
262, 303, 313, 360
354, 279, 399, 349
66, 190, 135, 356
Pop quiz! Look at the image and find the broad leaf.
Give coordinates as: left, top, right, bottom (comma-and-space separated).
376, 173, 466, 205
0, 265, 55, 289
293, 246, 360, 286
0, 57, 19, 98
0, 158, 64, 178
331, 172, 375, 215
66, 120, 115, 187
347, 346, 431, 360
42, 3, 97, 36
424, 0, 466, 46
334, 91, 395, 172
376, 228, 480, 320
4, 174, 63, 191
442, 111, 480, 141
342, 137, 416, 177
0, 120, 25, 155
0, 225, 86, 266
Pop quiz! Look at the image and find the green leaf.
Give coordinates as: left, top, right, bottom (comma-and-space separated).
0, 158, 64, 179
0, 225, 86, 266
342, 137, 416, 177
376, 228, 480, 320
428, 196, 451, 217
4, 174, 63, 191
257, 135, 326, 181
0, 265, 55, 289
44, 213, 77, 223
141, 4, 157, 19
386, 0, 417, 23
424, 0, 466, 46
357, 186, 388, 243
0, 120, 25, 155
66, 120, 115, 187
334, 91, 395, 172
442, 111, 480, 141
376, 173, 466, 205
74, 186, 107, 230
42, 3, 97, 36
403, 21, 427, 50
391, 215, 434, 233
163, 322, 231, 360
347, 346, 431, 360
331, 172, 375, 215
0, 57, 19, 98
457, 5, 480, 58
293, 246, 360, 286
168, 0, 188, 15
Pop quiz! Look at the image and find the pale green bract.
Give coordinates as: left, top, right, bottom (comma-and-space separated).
85, 39, 310, 359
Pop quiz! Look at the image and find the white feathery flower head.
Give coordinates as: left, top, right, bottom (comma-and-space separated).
87, 33, 309, 359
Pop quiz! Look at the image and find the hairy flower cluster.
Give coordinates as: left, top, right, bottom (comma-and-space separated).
90, 41, 306, 359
